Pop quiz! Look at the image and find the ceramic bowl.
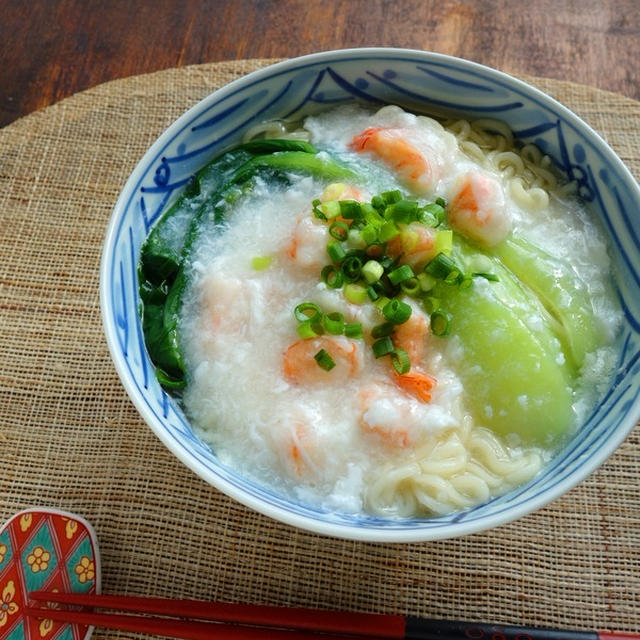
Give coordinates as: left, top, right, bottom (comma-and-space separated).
100, 48, 640, 542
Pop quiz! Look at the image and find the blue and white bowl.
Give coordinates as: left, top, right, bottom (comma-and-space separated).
100, 48, 640, 542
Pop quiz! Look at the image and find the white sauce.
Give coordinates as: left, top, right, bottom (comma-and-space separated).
179, 105, 622, 517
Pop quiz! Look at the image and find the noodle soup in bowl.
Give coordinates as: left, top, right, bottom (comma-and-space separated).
101, 49, 640, 542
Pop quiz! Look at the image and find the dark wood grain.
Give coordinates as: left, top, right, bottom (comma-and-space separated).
1, 0, 638, 128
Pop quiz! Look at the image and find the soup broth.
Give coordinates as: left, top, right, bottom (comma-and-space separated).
142, 105, 622, 518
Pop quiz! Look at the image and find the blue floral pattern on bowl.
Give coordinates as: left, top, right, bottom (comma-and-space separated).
101, 49, 640, 541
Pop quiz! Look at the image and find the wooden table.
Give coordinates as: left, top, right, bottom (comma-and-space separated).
1, 0, 638, 129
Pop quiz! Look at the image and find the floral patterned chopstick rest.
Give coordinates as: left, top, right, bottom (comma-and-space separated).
0, 509, 100, 640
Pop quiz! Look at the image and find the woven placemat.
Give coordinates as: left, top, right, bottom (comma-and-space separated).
1, 59, 638, 636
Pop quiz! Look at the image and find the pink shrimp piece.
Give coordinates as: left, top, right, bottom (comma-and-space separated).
286, 420, 318, 476
393, 312, 430, 365
283, 215, 327, 271
349, 127, 435, 195
386, 223, 438, 270
269, 410, 321, 478
283, 335, 362, 385
200, 272, 247, 340
393, 369, 437, 404
358, 385, 414, 447
448, 170, 511, 247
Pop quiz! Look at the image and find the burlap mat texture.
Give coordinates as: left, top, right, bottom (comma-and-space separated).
1, 59, 638, 636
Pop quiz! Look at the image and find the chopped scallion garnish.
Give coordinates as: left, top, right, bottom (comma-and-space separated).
362, 259, 384, 284
372, 336, 395, 358
390, 348, 411, 374
321, 265, 344, 289
388, 264, 415, 286
371, 322, 396, 339
322, 311, 345, 335
314, 349, 336, 371
344, 322, 363, 339
294, 302, 322, 324
341, 255, 363, 281
430, 309, 452, 336
473, 272, 499, 282
344, 283, 368, 304
326, 241, 347, 264
297, 319, 320, 339
382, 298, 412, 324
251, 255, 273, 270
329, 220, 349, 241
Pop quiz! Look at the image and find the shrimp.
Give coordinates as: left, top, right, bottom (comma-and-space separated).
269, 409, 322, 478
282, 215, 328, 272
394, 370, 437, 403
283, 335, 362, 385
392, 311, 430, 364
349, 127, 435, 195
199, 272, 249, 343
283, 184, 365, 270
358, 384, 416, 447
386, 223, 437, 270
448, 170, 511, 247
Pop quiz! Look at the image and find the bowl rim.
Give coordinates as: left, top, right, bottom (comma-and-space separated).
100, 47, 640, 542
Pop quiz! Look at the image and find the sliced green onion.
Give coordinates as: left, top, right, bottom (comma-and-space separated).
417, 272, 437, 292
423, 296, 440, 314
387, 199, 418, 224
366, 285, 380, 301
251, 255, 273, 270
434, 229, 453, 255
341, 255, 363, 281
379, 255, 395, 270
347, 228, 366, 249
321, 264, 344, 289
362, 259, 384, 284
444, 269, 463, 285
378, 221, 400, 243
323, 311, 345, 335
371, 195, 385, 211
473, 272, 499, 282
373, 295, 391, 311
371, 322, 396, 338
314, 348, 336, 371
381, 189, 403, 204
390, 348, 411, 374
362, 203, 385, 227
421, 202, 446, 226
360, 224, 379, 245
320, 200, 342, 219
297, 320, 320, 339
372, 336, 395, 358
400, 277, 421, 297
339, 200, 363, 220
430, 309, 452, 336
294, 302, 322, 324
344, 283, 368, 304
382, 298, 412, 324
327, 241, 347, 264
387, 264, 415, 286
345, 322, 363, 339
329, 220, 349, 241
425, 252, 460, 280
312, 198, 327, 220
459, 274, 473, 289
435, 196, 447, 208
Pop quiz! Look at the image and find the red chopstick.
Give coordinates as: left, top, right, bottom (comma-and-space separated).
27, 591, 640, 640
28, 591, 404, 639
